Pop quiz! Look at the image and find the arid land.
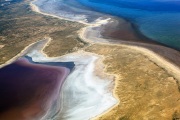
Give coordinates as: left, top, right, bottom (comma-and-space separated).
0, 0, 87, 65
1, 0, 180, 120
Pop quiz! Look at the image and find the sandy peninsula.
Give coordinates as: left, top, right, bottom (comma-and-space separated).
30, 0, 180, 119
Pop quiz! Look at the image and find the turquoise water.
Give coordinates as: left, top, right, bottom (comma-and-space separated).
76, 0, 180, 50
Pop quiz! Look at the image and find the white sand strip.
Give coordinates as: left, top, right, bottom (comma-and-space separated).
0, 39, 48, 68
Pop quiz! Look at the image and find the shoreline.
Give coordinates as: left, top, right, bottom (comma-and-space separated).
79, 20, 180, 119
79, 24, 180, 80
20, 0, 180, 119
1, 0, 179, 119
30, 0, 90, 25
0, 34, 117, 120
0, 39, 45, 69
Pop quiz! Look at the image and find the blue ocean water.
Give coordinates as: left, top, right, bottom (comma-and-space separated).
76, 0, 180, 50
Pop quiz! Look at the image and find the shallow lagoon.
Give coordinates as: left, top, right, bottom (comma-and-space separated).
0, 57, 71, 119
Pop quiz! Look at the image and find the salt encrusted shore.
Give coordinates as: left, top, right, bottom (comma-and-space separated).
27, 39, 117, 120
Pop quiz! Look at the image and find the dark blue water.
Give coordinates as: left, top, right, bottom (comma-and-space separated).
76, 0, 180, 50
25, 56, 75, 71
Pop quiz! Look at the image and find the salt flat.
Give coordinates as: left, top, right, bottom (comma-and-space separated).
27, 41, 117, 120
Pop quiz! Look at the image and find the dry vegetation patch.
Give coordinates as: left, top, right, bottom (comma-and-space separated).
0, 0, 86, 64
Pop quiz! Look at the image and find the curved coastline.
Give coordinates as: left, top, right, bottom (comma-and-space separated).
0, 0, 178, 119
79, 23, 180, 80
0, 40, 46, 69
29, 0, 180, 119
1, 0, 180, 119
